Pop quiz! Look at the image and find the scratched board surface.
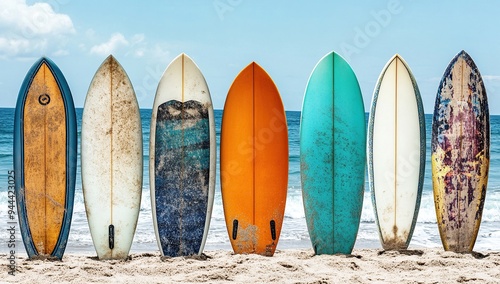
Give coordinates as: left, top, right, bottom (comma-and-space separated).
154, 100, 210, 256
300, 51, 366, 255
14, 57, 76, 259
431, 50, 490, 252
81, 55, 143, 260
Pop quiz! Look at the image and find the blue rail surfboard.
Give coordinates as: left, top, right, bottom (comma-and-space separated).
14, 57, 77, 259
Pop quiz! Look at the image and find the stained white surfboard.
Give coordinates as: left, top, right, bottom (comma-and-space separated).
82, 55, 143, 259
368, 54, 425, 250
150, 53, 216, 256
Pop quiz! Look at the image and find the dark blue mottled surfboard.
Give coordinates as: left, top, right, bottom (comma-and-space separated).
151, 53, 215, 257
154, 100, 211, 256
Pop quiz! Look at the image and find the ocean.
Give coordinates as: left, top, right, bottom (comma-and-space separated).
1, 107, 500, 254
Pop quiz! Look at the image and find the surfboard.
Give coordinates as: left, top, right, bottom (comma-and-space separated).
432, 50, 489, 253
81, 55, 142, 260
368, 54, 426, 250
13, 57, 77, 259
220, 62, 288, 256
300, 51, 365, 255
150, 53, 215, 257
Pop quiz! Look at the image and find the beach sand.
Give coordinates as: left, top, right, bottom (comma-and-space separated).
3, 249, 500, 283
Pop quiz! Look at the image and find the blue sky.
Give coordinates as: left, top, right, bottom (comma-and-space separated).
1, 0, 500, 113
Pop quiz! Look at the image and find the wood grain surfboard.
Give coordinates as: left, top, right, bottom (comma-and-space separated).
432, 50, 490, 252
14, 57, 77, 259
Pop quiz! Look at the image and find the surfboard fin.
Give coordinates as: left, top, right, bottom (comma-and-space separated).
232, 220, 238, 240
270, 220, 276, 240
109, 224, 114, 249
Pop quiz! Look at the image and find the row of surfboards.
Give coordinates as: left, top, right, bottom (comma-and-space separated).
13, 50, 488, 260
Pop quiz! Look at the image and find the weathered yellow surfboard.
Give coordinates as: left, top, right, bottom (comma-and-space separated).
14, 57, 77, 259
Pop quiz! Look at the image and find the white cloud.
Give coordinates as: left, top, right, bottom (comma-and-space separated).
134, 49, 145, 58
52, 49, 69, 57
131, 34, 145, 45
90, 33, 129, 56
90, 33, 171, 63
483, 75, 500, 82
151, 44, 170, 61
0, 0, 75, 57
0, 37, 30, 55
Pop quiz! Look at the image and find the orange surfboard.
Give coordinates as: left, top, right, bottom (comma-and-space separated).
220, 62, 288, 256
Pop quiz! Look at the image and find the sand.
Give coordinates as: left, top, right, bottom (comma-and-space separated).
2, 249, 500, 283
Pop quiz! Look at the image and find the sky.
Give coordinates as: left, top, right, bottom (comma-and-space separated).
1, 0, 500, 113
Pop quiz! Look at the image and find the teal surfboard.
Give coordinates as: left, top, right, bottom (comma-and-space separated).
300, 51, 366, 255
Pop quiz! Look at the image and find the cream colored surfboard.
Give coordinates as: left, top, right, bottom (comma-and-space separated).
82, 55, 143, 260
368, 54, 426, 250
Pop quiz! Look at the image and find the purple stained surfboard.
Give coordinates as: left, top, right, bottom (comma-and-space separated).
431, 50, 489, 252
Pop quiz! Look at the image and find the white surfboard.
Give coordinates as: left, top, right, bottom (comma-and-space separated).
150, 53, 215, 256
82, 55, 143, 259
368, 54, 426, 250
